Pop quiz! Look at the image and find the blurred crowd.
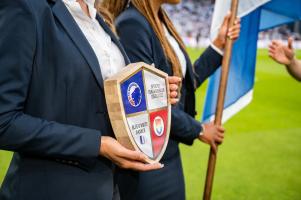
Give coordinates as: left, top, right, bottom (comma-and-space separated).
164, 0, 301, 48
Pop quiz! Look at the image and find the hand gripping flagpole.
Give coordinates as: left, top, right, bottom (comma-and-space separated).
203, 0, 239, 199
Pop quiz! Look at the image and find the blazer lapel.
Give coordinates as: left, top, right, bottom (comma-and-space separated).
182, 49, 197, 89
96, 14, 131, 65
51, 0, 104, 89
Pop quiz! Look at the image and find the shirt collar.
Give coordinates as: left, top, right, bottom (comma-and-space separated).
65, 0, 95, 3
86, 0, 95, 5
86, 1, 97, 19
64, 0, 97, 19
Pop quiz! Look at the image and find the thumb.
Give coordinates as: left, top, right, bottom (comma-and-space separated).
222, 12, 231, 29
288, 37, 293, 49
168, 76, 182, 84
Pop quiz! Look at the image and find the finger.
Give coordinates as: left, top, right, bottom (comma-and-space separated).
222, 12, 231, 28
170, 91, 178, 98
268, 50, 275, 56
228, 24, 241, 32
268, 44, 276, 50
214, 136, 223, 144
268, 52, 276, 59
268, 47, 275, 53
234, 17, 241, 25
228, 27, 240, 37
284, 48, 294, 59
217, 126, 225, 132
228, 29, 240, 35
217, 129, 225, 135
125, 161, 164, 171
217, 130, 225, 137
170, 98, 179, 105
288, 37, 293, 49
117, 148, 148, 163
217, 133, 224, 140
269, 44, 276, 50
268, 51, 275, 58
230, 35, 239, 40
272, 40, 281, 47
229, 25, 241, 33
168, 76, 182, 84
228, 32, 240, 40
228, 30, 240, 38
215, 131, 224, 138
169, 84, 178, 91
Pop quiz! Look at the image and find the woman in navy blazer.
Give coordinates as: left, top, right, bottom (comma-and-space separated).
100, 0, 240, 199
0, 0, 175, 199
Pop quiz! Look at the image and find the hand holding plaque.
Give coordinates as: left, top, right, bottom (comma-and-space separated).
104, 62, 171, 163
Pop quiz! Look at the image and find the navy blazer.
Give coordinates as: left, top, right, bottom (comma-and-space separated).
115, 6, 222, 200
0, 0, 129, 199
116, 6, 222, 151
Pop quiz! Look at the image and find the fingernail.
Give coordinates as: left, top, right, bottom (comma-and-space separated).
159, 163, 164, 168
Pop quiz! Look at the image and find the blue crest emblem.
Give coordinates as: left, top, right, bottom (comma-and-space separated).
127, 82, 142, 107
121, 71, 147, 115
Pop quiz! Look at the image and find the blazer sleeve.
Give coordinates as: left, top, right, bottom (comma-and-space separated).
117, 16, 202, 145
193, 46, 223, 88
0, 0, 101, 163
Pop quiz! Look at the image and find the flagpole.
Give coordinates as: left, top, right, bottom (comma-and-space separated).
203, 0, 239, 199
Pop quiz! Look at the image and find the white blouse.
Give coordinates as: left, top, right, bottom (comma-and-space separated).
63, 0, 126, 80
163, 25, 187, 77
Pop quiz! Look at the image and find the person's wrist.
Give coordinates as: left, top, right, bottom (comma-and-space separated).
199, 124, 205, 140
288, 56, 297, 67
213, 38, 224, 51
100, 136, 108, 157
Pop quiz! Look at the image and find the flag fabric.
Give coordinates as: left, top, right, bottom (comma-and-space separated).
202, 0, 301, 123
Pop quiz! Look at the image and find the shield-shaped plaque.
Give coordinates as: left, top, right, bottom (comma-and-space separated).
104, 62, 171, 163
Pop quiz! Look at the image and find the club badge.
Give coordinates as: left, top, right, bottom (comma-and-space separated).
104, 62, 171, 163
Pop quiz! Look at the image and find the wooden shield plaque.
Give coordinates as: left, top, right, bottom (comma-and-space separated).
104, 62, 171, 163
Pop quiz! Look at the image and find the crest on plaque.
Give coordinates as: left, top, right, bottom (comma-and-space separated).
104, 62, 171, 163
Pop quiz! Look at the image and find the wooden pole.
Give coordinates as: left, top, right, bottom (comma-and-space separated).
203, 0, 239, 199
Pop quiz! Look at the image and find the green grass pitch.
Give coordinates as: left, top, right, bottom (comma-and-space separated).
0, 48, 301, 200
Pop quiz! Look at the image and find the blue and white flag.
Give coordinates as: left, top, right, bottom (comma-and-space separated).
202, 0, 301, 123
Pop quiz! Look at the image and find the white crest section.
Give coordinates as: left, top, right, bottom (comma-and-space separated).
144, 70, 168, 110
127, 113, 153, 158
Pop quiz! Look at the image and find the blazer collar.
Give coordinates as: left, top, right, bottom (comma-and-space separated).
181, 49, 197, 89
51, 0, 105, 90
